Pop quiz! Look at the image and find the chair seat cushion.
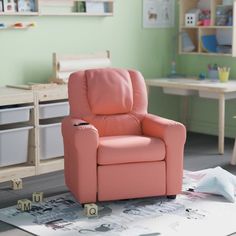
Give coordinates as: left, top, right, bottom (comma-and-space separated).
98, 135, 165, 165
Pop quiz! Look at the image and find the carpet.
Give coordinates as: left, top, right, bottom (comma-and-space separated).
0, 171, 236, 236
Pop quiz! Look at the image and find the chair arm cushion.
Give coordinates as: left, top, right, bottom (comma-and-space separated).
62, 116, 99, 203
142, 114, 186, 146
63, 117, 99, 142
142, 114, 186, 195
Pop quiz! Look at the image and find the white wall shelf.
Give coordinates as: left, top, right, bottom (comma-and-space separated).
0, 0, 114, 16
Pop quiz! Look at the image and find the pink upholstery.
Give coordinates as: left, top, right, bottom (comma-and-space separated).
98, 135, 165, 165
86, 68, 133, 115
98, 162, 166, 201
68, 69, 147, 136
62, 117, 99, 203
142, 114, 186, 195
62, 68, 186, 204
84, 114, 142, 137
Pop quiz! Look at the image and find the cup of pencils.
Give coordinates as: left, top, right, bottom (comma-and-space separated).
208, 64, 218, 81
218, 67, 230, 83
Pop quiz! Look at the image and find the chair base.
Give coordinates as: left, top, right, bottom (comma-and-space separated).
167, 195, 176, 199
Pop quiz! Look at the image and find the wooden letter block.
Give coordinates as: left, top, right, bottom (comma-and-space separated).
32, 192, 44, 203
17, 199, 32, 212
11, 178, 23, 190
84, 203, 98, 217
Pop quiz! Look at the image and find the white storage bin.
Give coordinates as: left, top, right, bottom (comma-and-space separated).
0, 106, 32, 125
0, 126, 33, 167
39, 123, 64, 160
39, 102, 69, 119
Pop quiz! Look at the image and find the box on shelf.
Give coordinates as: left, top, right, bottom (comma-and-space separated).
85, 2, 104, 14
185, 9, 200, 26
3, 0, 17, 12
215, 5, 233, 26
39, 122, 64, 160
0, 126, 33, 167
39, 102, 69, 119
0, 106, 32, 125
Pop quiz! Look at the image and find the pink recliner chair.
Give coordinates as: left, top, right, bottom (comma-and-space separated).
62, 68, 186, 204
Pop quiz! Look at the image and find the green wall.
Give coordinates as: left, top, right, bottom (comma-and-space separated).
177, 50, 236, 138
0, 0, 180, 120
0, 0, 173, 84
3, 0, 234, 137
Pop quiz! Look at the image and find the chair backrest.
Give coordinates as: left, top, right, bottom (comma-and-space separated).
68, 68, 148, 136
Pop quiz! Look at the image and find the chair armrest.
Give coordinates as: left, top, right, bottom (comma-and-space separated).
142, 114, 186, 146
62, 116, 99, 203
142, 114, 186, 195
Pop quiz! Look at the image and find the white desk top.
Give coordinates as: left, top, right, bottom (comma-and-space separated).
145, 78, 236, 93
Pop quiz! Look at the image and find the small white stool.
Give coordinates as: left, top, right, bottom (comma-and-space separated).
231, 139, 236, 165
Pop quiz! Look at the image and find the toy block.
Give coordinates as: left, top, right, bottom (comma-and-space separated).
17, 199, 32, 212
32, 192, 44, 203
84, 203, 98, 217
11, 178, 23, 190
185, 9, 200, 26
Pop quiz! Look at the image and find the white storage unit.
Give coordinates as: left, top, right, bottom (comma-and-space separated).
0, 126, 33, 167
39, 122, 64, 160
39, 102, 69, 119
0, 106, 32, 125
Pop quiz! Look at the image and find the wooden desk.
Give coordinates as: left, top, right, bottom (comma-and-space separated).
145, 78, 236, 154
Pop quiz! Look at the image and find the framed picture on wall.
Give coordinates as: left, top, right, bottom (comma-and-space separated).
18, 0, 35, 12
143, 0, 175, 28
3, 0, 17, 12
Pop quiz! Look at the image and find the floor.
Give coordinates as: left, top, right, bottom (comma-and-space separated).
0, 132, 235, 235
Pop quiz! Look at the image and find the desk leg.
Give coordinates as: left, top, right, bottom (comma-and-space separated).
231, 139, 236, 165
218, 93, 225, 154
